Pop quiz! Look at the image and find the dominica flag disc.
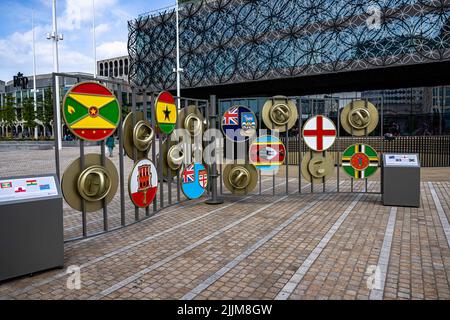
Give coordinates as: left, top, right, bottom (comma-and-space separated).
63, 82, 120, 141
342, 144, 379, 179
155, 91, 177, 134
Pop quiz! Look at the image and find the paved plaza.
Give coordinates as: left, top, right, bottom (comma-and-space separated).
0, 147, 450, 300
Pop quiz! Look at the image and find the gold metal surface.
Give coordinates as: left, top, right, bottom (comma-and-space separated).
301, 152, 334, 183
123, 111, 154, 160
61, 154, 118, 212
223, 164, 258, 195
340, 100, 378, 136
178, 105, 205, 139
262, 96, 298, 132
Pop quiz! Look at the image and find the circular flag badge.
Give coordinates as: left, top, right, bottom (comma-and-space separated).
63, 82, 120, 141
221, 106, 257, 142
128, 159, 158, 208
155, 91, 177, 134
249, 135, 286, 171
302, 115, 337, 152
181, 163, 208, 199
342, 144, 379, 179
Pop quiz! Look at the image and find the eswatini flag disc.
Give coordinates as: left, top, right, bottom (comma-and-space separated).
128, 159, 158, 208
63, 82, 121, 141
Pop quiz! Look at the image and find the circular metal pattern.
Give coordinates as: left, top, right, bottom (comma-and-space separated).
62, 82, 120, 141
160, 139, 184, 178
181, 163, 208, 200
133, 120, 154, 151
155, 91, 177, 134
128, 1, 450, 91
178, 105, 205, 138
301, 152, 334, 183
123, 111, 154, 160
302, 115, 337, 152
61, 154, 118, 212
340, 100, 379, 136
342, 144, 379, 179
223, 164, 258, 195
128, 158, 158, 208
249, 135, 286, 172
167, 145, 184, 170
77, 165, 111, 202
262, 96, 298, 132
221, 105, 257, 142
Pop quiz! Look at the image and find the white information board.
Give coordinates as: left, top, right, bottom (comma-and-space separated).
384, 154, 420, 167
0, 176, 59, 203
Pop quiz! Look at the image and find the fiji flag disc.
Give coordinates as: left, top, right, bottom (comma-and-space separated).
155, 91, 177, 134
342, 144, 379, 179
63, 82, 121, 141
249, 135, 286, 171
221, 106, 257, 142
128, 159, 158, 208
181, 163, 208, 200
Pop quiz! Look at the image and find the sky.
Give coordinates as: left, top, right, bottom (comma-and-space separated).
0, 0, 174, 81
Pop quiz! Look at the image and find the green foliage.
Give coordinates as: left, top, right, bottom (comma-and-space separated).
43, 87, 54, 125
3, 94, 16, 135
22, 96, 36, 134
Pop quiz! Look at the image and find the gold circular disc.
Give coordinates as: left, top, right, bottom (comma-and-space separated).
178, 105, 205, 139
301, 152, 335, 183
123, 111, 154, 160
223, 164, 258, 195
340, 100, 379, 136
61, 154, 118, 212
262, 96, 298, 132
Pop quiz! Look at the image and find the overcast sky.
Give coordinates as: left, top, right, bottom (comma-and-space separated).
0, 0, 174, 81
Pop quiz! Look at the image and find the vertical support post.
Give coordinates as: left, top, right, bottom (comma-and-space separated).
80, 140, 87, 237
205, 95, 223, 205
143, 91, 150, 217
297, 98, 302, 194
52, 74, 61, 182
131, 88, 139, 221
100, 139, 108, 231
150, 93, 158, 213
117, 84, 126, 226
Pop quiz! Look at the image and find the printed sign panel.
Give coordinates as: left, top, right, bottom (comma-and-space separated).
0, 176, 58, 203
384, 154, 420, 167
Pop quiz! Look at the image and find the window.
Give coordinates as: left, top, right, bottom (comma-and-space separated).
119, 60, 123, 76
99, 63, 104, 76
114, 60, 118, 77
124, 59, 129, 75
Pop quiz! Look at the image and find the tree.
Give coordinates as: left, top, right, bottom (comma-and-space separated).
43, 87, 54, 136
3, 94, 16, 137
22, 97, 36, 138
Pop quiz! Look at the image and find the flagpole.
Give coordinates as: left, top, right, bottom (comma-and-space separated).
175, 0, 182, 110
92, 0, 97, 78
32, 10, 38, 140
48, 0, 63, 150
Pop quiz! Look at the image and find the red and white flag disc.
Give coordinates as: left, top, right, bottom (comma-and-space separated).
302, 115, 337, 152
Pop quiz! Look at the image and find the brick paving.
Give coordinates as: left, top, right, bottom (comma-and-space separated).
0, 148, 450, 299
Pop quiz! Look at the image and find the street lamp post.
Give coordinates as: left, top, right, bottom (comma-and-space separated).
174, 0, 183, 109
47, 0, 63, 150
32, 10, 38, 140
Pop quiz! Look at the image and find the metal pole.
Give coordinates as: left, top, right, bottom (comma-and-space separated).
32, 10, 38, 140
205, 95, 223, 205
49, 0, 62, 150
92, 0, 97, 78
174, 0, 183, 110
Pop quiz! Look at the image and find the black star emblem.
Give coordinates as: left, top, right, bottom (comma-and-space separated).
163, 105, 171, 121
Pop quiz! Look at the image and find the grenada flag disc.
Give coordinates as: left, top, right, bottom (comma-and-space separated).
63, 82, 121, 141
155, 91, 177, 134
342, 144, 379, 179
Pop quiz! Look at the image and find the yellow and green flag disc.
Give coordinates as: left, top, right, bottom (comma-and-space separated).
155, 91, 177, 134
342, 144, 379, 179
63, 82, 120, 141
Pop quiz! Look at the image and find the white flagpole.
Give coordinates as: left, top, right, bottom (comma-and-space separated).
32, 10, 38, 140
175, 0, 182, 109
92, 0, 97, 78
49, 0, 62, 150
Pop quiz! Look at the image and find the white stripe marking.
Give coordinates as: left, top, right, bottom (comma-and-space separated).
275, 193, 364, 300
2, 178, 294, 299
428, 182, 450, 248
369, 207, 397, 300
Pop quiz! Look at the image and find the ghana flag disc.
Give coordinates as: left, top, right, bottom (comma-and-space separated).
342, 144, 379, 179
63, 82, 120, 141
155, 91, 177, 134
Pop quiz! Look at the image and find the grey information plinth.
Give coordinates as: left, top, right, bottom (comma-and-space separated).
382, 154, 420, 207
0, 174, 64, 282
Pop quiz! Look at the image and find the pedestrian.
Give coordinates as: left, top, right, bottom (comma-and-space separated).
106, 135, 115, 157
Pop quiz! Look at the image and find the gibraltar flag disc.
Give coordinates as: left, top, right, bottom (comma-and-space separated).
128, 159, 158, 208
